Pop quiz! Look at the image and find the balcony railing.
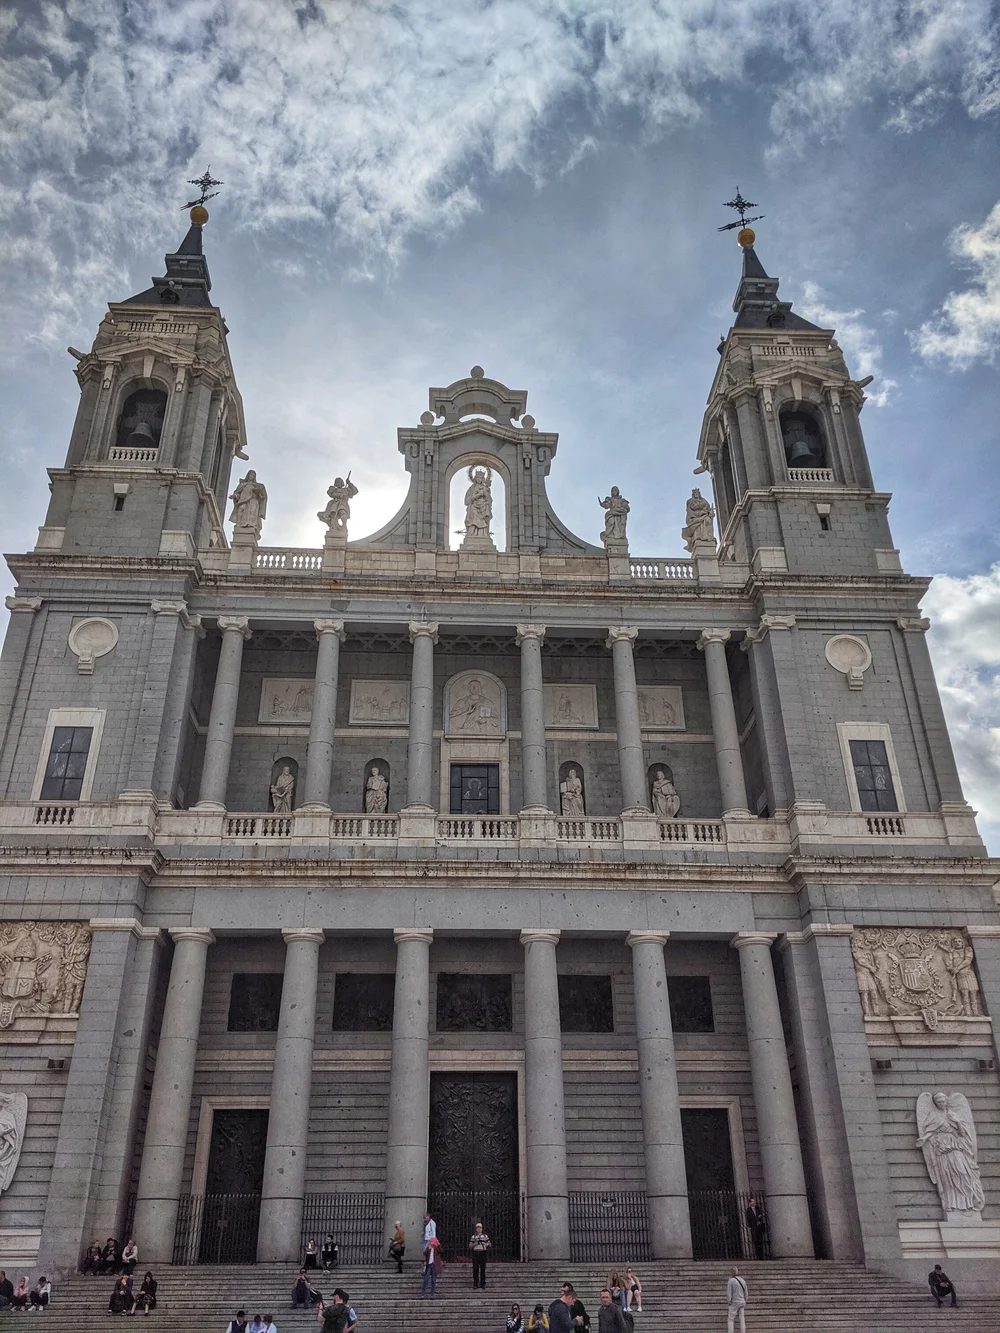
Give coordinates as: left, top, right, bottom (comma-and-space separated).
629, 557, 696, 579
108, 445, 159, 463
254, 548, 324, 570
787, 467, 835, 484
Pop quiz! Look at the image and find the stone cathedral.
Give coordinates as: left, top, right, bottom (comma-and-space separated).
0, 204, 997, 1298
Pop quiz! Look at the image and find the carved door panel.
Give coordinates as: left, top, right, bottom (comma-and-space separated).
200, 1109, 268, 1263
681, 1108, 740, 1260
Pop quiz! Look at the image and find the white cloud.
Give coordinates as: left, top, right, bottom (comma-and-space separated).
0, 2, 998, 357
923, 564, 1000, 852
797, 282, 897, 406
911, 202, 1000, 368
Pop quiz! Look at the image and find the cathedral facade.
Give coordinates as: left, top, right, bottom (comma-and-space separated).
0, 212, 997, 1290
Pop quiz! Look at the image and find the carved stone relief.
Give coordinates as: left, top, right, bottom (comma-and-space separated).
637, 685, 685, 730
68, 618, 118, 675
0, 922, 92, 1037
851, 927, 991, 1046
259, 678, 314, 725
0, 1092, 27, 1193
825, 634, 872, 690
543, 683, 598, 729
444, 672, 506, 738
349, 680, 410, 726
916, 1091, 985, 1221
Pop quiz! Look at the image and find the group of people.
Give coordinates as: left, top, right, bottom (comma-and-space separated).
82, 1237, 140, 1276
301, 1236, 339, 1271
223, 1312, 279, 1333
107, 1272, 158, 1316
506, 1280, 637, 1333
0, 1272, 51, 1311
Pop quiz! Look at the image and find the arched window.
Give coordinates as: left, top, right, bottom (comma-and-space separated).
362, 759, 390, 814
269, 757, 298, 813
780, 410, 827, 470
448, 464, 507, 551
114, 388, 167, 454
558, 762, 586, 817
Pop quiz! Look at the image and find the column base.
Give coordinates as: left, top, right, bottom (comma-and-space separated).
646, 1193, 693, 1259
257, 1196, 306, 1263
192, 800, 227, 812
297, 801, 331, 813
766, 1193, 815, 1257
519, 804, 552, 815
526, 1194, 570, 1260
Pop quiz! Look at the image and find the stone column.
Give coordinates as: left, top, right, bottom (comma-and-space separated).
133, 927, 215, 1263
196, 616, 251, 809
384, 928, 433, 1250
626, 932, 692, 1257
697, 629, 750, 816
258, 928, 325, 1260
516, 624, 548, 811
520, 929, 570, 1258
607, 626, 648, 812
301, 620, 345, 809
150, 604, 205, 803
405, 622, 438, 809
732, 931, 812, 1256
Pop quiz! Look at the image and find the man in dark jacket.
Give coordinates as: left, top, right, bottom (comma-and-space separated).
561, 1282, 589, 1333
0, 1271, 14, 1308
929, 1266, 958, 1307
745, 1196, 767, 1259
597, 1289, 626, 1333
549, 1285, 576, 1333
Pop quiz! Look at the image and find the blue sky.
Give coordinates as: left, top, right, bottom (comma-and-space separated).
1, 1, 999, 845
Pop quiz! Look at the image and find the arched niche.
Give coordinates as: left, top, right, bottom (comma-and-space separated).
446, 453, 509, 552
362, 759, 390, 814
648, 764, 681, 819
113, 384, 168, 454
558, 762, 586, 817
269, 756, 298, 813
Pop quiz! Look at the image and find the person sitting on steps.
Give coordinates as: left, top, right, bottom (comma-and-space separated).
929, 1265, 958, 1307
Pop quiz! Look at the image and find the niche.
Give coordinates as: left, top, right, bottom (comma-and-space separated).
648, 764, 681, 819
114, 387, 167, 453
269, 757, 298, 813
558, 762, 586, 817
362, 759, 390, 814
448, 463, 507, 551
780, 409, 827, 470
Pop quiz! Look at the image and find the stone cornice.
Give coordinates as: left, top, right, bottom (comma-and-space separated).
781, 854, 1000, 886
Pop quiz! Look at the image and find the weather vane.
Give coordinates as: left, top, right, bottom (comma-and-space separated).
183, 168, 224, 211
718, 187, 764, 233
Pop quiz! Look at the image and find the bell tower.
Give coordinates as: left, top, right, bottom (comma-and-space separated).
697, 227, 898, 578
36, 197, 246, 561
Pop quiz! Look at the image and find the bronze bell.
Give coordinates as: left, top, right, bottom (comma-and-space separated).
125, 422, 157, 449
787, 435, 819, 465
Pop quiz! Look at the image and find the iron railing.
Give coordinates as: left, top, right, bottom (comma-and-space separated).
173, 1193, 262, 1265
688, 1190, 769, 1260
300, 1192, 385, 1266
427, 1190, 524, 1262
568, 1191, 650, 1262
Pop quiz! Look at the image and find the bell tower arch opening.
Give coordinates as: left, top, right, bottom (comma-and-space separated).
780, 408, 828, 472
113, 385, 168, 456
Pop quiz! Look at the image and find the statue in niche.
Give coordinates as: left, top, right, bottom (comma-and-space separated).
945, 935, 982, 1017
229, 470, 267, 537
318, 474, 358, 537
916, 1091, 985, 1219
270, 764, 295, 814
450, 677, 499, 734
462, 466, 494, 544
681, 488, 716, 552
0, 1092, 27, 1194
364, 765, 389, 814
599, 487, 630, 547
650, 769, 681, 819
560, 768, 585, 817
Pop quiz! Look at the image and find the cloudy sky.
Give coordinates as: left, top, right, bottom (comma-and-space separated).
1, 1, 999, 846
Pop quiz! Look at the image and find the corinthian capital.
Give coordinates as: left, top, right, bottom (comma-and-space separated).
218, 616, 252, 639
606, 625, 638, 648
696, 629, 731, 651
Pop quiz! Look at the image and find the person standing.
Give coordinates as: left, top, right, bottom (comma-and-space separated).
469, 1222, 491, 1289
745, 1196, 767, 1260
549, 1284, 576, 1333
422, 1213, 437, 1246
726, 1267, 748, 1333
929, 1265, 958, 1307
420, 1240, 439, 1299
389, 1221, 405, 1273
318, 1290, 352, 1333
562, 1282, 590, 1333
598, 1290, 627, 1333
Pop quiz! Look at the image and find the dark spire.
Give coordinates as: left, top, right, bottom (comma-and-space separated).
121, 217, 213, 308
731, 240, 820, 331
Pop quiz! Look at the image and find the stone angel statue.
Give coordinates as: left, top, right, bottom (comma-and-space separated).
0, 1092, 27, 1194
318, 474, 359, 537
916, 1090, 985, 1219
229, 470, 267, 537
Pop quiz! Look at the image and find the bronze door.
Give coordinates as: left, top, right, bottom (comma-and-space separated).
199, 1108, 268, 1263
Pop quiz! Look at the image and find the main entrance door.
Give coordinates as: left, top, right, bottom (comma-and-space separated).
428, 1072, 521, 1259
681, 1107, 744, 1259
198, 1108, 269, 1263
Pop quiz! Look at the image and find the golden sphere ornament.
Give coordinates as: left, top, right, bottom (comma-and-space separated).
737, 226, 756, 248
189, 204, 209, 226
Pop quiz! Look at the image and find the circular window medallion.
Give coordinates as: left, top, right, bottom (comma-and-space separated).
68, 617, 119, 675
824, 634, 871, 690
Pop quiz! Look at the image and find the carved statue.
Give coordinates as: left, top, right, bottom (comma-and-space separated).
463, 466, 493, 537
229, 470, 267, 536
560, 768, 585, 817
318, 474, 359, 537
599, 487, 630, 547
650, 769, 681, 819
364, 766, 388, 814
449, 677, 500, 734
0, 922, 92, 1028
270, 765, 295, 814
916, 1091, 985, 1219
850, 927, 983, 1030
681, 488, 716, 552
0, 1093, 27, 1193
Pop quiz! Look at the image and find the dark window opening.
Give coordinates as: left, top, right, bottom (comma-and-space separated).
332, 972, 395, 1031
113, 493, 126, 511
227, 972, 282, 1031
849, 739, 898, 812
450, 763, 500, 814
436, 973, 512, 1031
40, 725, 93, 800
780, 410, 827, 470
819, 512, 830, 531
558, 974, 614, 1032
668, 975, 715, 1033
114, 387, 167, 453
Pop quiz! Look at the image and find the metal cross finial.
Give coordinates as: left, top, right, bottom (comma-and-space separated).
718, 187, 765, 232
183, 168, 224, 210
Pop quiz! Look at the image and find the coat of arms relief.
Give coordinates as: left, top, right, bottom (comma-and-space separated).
850, 927, 990, 1046
0, 922, 92, 1040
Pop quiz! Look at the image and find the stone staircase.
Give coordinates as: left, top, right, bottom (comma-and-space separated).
33, 1261, 1000, 1332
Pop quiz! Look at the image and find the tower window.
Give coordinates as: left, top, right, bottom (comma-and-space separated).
40, 726, 93, 801
780, 410, 826, 470
849, 739, 898, 812
114, 388, 167, 453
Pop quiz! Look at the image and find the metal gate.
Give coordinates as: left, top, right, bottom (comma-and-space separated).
568, 1192, 651, 1262
300, 1192, 385, 1266
426, 1189, 525, 1262
688, 1190, 770, 1260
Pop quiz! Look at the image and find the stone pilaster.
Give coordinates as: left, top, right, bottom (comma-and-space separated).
196, 617, 251, 809
301, 620, 345, 808
516, 624, 548, 811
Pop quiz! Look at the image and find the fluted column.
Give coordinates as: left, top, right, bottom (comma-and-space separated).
697, 629, 750, 816
133, 927, 215, 1262
731, 931, 812, 1256
626, 931, 692, 1257
405, 622, 438, 808
520, 929, 569, 1258
196, 616, 251, 808
516, 624, 548, 811
384, 928, 433, 1251
257, 928, 325, 1261
607, 626, 648, 811
302, 620, 345, 808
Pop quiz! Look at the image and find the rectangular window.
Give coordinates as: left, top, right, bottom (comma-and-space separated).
668, 976, 715, 1033
227, 973, 283, 1032
849, 739, 898, 812
449, 763, 500, 814
39, 726, 93, 801
558, 975, 614, 1032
